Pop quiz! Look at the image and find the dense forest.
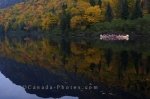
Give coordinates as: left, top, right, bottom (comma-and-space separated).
0, 0, 150, 40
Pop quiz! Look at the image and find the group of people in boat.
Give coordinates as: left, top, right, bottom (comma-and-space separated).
100, 34, 129, 41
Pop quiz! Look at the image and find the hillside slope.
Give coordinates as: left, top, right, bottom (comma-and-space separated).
0, 0, 149, 33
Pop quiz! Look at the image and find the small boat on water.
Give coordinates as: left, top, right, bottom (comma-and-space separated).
100, 34, 129, 41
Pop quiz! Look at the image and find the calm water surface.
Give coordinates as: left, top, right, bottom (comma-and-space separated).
0, 57, 138, 99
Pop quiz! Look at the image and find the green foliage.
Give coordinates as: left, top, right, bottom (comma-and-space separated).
105, 3, 113, 22
89, 0, 96, 6
0, 1, 149, 98
98, 0, 102, 8
104, 48, 113, 68
91, 14, 150, 33
132, 0, 143, 19
121, 0, 129, 19
0, 0, 149, 33
147, 0, 150, 13
60, 11, 71, 32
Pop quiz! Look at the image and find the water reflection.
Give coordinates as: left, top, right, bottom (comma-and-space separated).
0, 57, 99, 99
0, 57, 138, 99
0, 30, 149, 99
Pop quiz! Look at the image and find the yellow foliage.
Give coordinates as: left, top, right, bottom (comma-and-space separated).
85, 6, 101, 17
102, 0, 120, 17
4, 22, 9, 32
84, 6, 101, 23
70, 7, 80, 16
71, 42, 86, 54
71, 5, 103, 29
84, 48, 101, 64
71, 15, 83, 29
76, 0, 90, 11
41, 14, 58, 30
128, 0, 136, 13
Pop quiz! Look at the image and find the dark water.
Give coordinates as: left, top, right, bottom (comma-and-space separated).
0, 57, 138, 99
0, 26, 149, 99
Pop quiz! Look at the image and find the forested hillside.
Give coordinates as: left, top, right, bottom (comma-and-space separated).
0, 0, 149, 36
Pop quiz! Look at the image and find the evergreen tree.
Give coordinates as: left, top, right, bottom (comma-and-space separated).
50, 7, 56, 15
73, 0, 78, 7
132, 0, 143, 19
120, 50, 129, 71
60, 4, 71, 57
121, 0, 129, 20
0, 25, 4, 40
105, 3, 113, 22
141, 0, 144, 9
146, 56, 150, 75
98, 0, 102, 8
147, 0, 150, 13
130, 51, 142, 74
62, 3, 67, 11
60, 3, 70, 32
104, 48, 113, 67
89, 0, 96, 6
